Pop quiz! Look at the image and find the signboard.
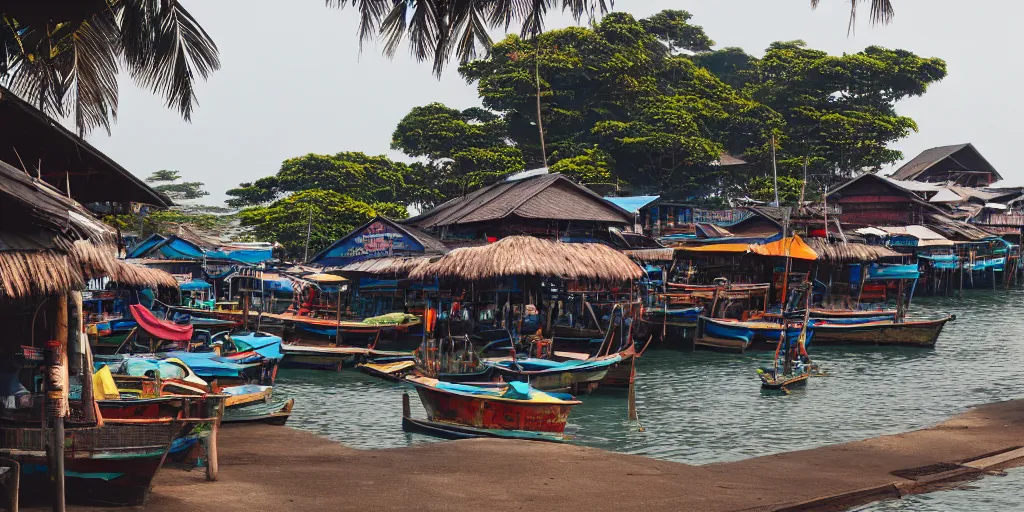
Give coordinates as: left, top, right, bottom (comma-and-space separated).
315, 220, 426, 267
692, 209, 754, 227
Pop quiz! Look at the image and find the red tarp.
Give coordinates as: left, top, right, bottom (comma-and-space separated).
129, 304, 194, 341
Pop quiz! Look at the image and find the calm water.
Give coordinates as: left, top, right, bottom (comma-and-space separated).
274, 289, 1024, 506
853, 467, 1024, 511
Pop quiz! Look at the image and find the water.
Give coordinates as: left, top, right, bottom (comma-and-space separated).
853, 467, 1024, 511
273, 289, 1024, 500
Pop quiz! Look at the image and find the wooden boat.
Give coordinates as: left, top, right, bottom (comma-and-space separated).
486, 352, 620, 393
279, 343, 412, 370
758, 365, 811, 391
694, 316, 753, 353
400, 394, 566, 442
358, 360, 415, 382
808, 315, 955, 348
97, 396, 186, 420
222, 399, 294, 426
405, 376, 580, 433
3, 423, 176, 506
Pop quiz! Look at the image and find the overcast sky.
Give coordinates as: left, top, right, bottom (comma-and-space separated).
86, 0, 1020, 204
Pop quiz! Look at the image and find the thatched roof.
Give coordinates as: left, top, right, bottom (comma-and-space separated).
112, 260, 181, 289
803, 239, 902, 263
409, 236, 643, 283
330, 256, 434, 276
623, 248, 675, 262
0, 160, 177, 300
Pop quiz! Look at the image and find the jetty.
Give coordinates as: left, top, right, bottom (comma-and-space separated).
65, 398, 1024, 512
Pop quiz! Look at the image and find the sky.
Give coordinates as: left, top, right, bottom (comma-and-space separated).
85, 0, 1023, 204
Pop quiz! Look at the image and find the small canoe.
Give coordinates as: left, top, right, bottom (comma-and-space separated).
401, 416, 567, 442
808, 315, 955, 348
486, 353, 620, 393
357, 360, 417, 382
758, 367, 811, 392
222, 398, 294, 426
405, 376, 580, 433
220, 384, 274, 407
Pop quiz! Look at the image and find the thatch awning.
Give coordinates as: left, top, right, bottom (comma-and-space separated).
0, 251, 83, 300
330, 256, 435, 275
622, 248, 674, 262
112, 261, 180, 289
409, 236, 643, 283
677, 243, 750, 254
804, 239, 902, 263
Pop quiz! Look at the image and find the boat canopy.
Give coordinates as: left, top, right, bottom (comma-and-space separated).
179, 279, 213, 291
866, 264, 920, 280
130, 304, 193, 341
678, 243, 750, 253
750, 235, 818, 260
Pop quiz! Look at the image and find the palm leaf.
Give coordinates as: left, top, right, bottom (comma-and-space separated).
327, 0, 612, 76
810, 0, 894, 33
136, 0, 220, 121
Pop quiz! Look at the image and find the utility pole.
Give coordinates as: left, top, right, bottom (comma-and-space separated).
771, 134, 780, 207
302, 206, 313, 262
534, 40, 548, 165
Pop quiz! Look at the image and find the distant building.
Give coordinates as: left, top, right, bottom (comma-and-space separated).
404, 171, 633, 243
890, 143, 1001, 187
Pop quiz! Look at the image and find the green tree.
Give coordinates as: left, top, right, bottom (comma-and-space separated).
238, 189, 398, 260
548, 147, 614, 184
225, 152, 414, 210
1, 1, 219, 135
459, 12, 779, 198
741, 41, 946, 182
391, 102, 526, 206
146, 170, 210, 202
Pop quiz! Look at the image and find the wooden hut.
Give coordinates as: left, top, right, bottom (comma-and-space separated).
0, 160, 179, 508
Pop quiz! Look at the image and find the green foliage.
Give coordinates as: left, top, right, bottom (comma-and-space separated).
640, 10, 714, 54
238, 190, 392, 259
225, 176, 280, 208
742, 41, 947, 180
145, 169, 209, 201
746, 175, 809, 205
548, 147, 614, 184
225, 152, 417, 208
458, 11, 778, 198
102, 209, 220, 236
391, 102, 525, 207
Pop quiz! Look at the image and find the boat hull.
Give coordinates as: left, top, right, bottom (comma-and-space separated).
810, 316, 953, 348
2, 423, 174, 506
410, 385, 574, 433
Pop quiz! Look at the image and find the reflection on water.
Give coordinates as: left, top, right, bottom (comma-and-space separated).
853, 467, 1024, 511
275, 289, 1024, 466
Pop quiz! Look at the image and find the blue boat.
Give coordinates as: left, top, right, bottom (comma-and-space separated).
486, 353, 622, 393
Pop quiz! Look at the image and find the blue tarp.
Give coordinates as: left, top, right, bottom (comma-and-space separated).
866, 264, 920, 280
206, 249, 273, 264
179, 279, 213, 291
231, 334, 283, 360
603, 195, 660, 214
163, 351, 255, 378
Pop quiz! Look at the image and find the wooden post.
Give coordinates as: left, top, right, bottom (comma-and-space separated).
627, 359, 638, 421
334, 293, 343, 347
50, 300, 68, 512
205, 421, 219, 482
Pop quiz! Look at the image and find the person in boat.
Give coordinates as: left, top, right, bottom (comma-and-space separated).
521, 304, 542, 338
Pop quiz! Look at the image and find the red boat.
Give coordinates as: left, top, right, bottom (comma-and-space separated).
405, 376, 581, 433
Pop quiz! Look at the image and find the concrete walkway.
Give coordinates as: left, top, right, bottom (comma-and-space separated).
78, 399, 1024, 511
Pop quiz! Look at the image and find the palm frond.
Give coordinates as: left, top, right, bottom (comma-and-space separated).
61, 14, 121, 135
810, 0, 894, 34
137, 0, 220, 121
328, 0, 611, 76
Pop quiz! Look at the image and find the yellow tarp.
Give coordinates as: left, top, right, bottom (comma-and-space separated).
305, 273, 348, 283
750, 235, 818, 260
677, 243, 750, 253
93, 365, 121, 400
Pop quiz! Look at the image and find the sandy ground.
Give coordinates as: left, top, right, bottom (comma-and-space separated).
54, 398, 1024, 512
